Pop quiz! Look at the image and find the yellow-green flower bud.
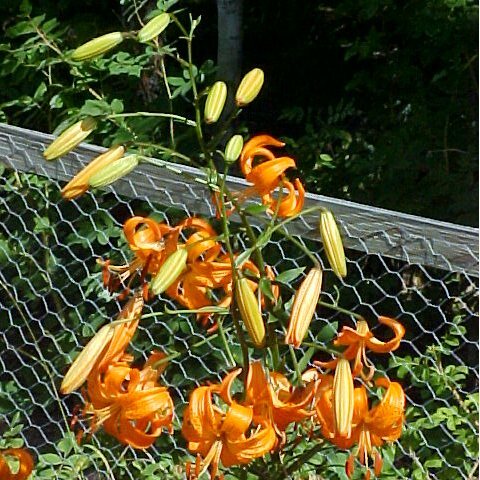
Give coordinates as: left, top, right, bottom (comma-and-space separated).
62, 145, 126, 199
224, 135, 244, 164
319, 210, 347, 278
150, 248, 188, 295
88, 155, 139, 188
285, 266, 323, 348
137, 13, 170, 43
235, 68, 264, 106
60, 324, 113, 394
204, 81, 227, 124
71, 32, 124, 61
235, 277, 265, 348
333, 358, 354, 437
43, 117, 97, 160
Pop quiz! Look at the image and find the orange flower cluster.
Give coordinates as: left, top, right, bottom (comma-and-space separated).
238, 135, 305, 217
66, 294, 174, 448
182, 361, 314, 479
314, 317, 406, 479
102, 216, 276, 332
316, 317, 406, 381
316, 377, 405, 480
0, 449, 34, 480
100, 215, 178, 298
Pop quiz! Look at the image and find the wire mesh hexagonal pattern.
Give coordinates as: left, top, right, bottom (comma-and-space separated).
0, 123, 478, 479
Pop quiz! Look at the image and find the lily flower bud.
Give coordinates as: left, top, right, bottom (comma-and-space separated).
43, 117, 97, 160
150, 248, 188, 295
204, 81, 227, 124
235, 68, 264, 106
60, 324, 114, 394
137, 13, 170, 43
88, 155, 139, 188
224, 135, 244, 164
319, 209, 347, 278
235, 277, 265, 348
285, 266, 323, 348
61, 145, 125, 199
333, 358, 354, 437
71, 32, 125, 61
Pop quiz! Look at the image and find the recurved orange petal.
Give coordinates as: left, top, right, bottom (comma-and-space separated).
366, 317, 405, 353
246, 157, 296, 196
222, 420, 276, 466
240, 135, 285, 176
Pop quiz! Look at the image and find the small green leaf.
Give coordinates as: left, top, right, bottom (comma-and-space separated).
275, 267, 305, 285
317, 321, 338, 343
33, 216, 51, 233
80, 99, 111, 117
244, 204, 269, 215
41, 453, 63, 465
297, 346, 316, 372
234, 248, 253, 269
259, 277, 275, 302
111, 98, 124, 114
33, 82, 47, 101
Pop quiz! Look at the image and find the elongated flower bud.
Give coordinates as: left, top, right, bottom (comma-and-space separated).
235, 277, 265, 348
137, 13, 170, 43
235, 68, 264, 106
61, 145, 125, 199
333, 358, 354, 438
285, 266, 323, 348
319, 210, 347, 278
43, 117, 97, 160
224, 135, 244, 164
150, 248, 188, 295
204, 81, 227, 124
88, 155, 139, 188
71, 32, 124, 61
60, 324, 114, 394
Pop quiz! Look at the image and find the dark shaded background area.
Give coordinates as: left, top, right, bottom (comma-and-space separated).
0, 0, 478, 225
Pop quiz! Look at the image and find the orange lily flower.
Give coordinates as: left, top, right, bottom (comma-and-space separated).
262, 177, 305, 217
100, 216, 175, 297
84, 352, 174, 449
316, 317, 405, 381
165, 218, 278, 331
238, 135, 306, 218
0, 449, 34, 480
241, 362, 315, 445
182, 375, 276, 479
316, 377, 405, 479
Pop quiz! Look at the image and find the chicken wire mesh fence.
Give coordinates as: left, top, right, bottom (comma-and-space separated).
0, 123, 478, 479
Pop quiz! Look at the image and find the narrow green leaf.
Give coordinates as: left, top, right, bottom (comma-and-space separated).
275, 267, 305, 285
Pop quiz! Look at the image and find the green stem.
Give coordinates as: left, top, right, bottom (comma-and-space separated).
82, 444, 115, 480
218, 318, 236, 367
206, 107, 240, 151
136, 142, 193, 163
107, 112, 196, 126
288, 345, 304, 386
151, 331, 226, 369
185, 19, 211, 165
301, 342, 342, 356
318, 300, 363, 320
285, 441, 324, 475
218, 167, 250, 373
140, 156, 209, 187
278, 226, 320, 267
